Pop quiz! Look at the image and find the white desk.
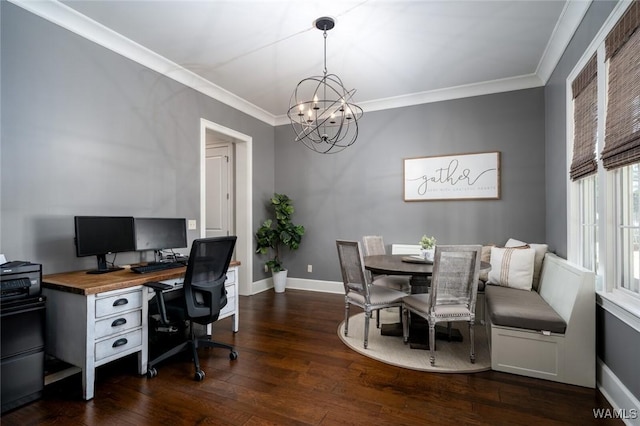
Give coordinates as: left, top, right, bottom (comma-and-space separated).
42, 261, 239, 400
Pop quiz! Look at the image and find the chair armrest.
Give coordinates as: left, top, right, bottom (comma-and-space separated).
144, 281, 173, 292
191, 276, 228, 313
144, 281, 173, 324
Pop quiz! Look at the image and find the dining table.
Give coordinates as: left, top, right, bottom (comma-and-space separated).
363, 254, 491, 349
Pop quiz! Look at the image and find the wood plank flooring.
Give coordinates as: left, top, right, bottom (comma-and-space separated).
2, 289, 621, 425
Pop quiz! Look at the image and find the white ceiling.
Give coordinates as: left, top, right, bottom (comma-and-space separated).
15, 0, 591, 125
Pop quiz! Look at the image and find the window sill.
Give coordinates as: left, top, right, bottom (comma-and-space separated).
596, 290, 640, 333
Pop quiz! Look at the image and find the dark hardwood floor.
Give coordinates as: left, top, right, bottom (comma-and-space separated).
2, 289, 620, 425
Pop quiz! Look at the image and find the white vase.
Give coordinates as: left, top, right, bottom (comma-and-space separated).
272, 270, 288, 293
421, 248, 435, 262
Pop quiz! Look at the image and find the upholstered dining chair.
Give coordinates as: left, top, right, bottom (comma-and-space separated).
402, 245, 482, 365
362, 235, 411, 292
362, 235, 411, 327
336, 240, 407, 349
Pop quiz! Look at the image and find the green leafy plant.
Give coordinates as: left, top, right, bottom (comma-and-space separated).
255, 193, 305, 272
419, 235, 437, 249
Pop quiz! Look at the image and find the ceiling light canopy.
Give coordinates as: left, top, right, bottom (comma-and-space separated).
287, 17, 363, 154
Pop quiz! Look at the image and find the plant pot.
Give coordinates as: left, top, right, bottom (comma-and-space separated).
272, 270, 288, 293
421, 248, 435, 262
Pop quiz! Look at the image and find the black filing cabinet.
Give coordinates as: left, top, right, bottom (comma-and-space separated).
1, 295, 46, 413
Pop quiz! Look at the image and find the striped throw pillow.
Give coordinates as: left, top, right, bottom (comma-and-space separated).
487, 246, 535, 291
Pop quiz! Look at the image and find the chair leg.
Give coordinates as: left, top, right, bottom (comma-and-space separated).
189, 340, 200, 373
344, 301, 350, 337
364, 310, 371, 349
469, 321, 476, 364
429, 320, 436, 366
198, 338, 235, 352
402, 307, 409, 344
148, 340, 190, 372
376, 308, 380, 329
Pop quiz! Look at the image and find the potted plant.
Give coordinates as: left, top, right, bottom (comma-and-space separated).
419, 234, 437, 262
255, 193, 305, 292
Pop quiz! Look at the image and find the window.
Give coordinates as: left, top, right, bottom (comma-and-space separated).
615, 163, 640, 296
569, 1, 640, 309
577, 174, 599, 272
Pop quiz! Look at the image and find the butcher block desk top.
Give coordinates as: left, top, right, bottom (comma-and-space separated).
43, 260, 241, 295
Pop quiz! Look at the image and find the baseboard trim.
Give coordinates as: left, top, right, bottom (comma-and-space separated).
597, 358, 640, 425
250, 277, 343, 295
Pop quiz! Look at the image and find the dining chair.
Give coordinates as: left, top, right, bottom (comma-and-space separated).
402, 245, 482, 365
362, 235, 411, 292
336, 240, 407, 349
362, 235, 411, 328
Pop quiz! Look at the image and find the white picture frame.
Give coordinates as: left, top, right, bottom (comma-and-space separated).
403, 151, 501, 201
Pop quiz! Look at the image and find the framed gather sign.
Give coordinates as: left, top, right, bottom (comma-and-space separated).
403, 151, 501, 201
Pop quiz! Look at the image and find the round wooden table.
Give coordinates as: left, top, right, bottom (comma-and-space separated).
364, 254, 434, 293
364, 254, 490, 294
363, 254, 490, 348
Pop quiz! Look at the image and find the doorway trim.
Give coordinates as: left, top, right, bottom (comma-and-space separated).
200, 118, 253, 296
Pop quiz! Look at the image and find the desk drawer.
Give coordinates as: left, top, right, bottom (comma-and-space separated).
95, 329, 142, 362
225, 282, 236, 298
225, 269, 235, 284
94, 311, 141, 340
95, 289, 142, 318
220, 297, 235, 317
219, 282, 236, 316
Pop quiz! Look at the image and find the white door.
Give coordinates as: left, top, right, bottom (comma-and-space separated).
205, 145, 232, 238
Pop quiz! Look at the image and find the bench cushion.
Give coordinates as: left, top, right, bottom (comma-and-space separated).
485, 285, 566, 334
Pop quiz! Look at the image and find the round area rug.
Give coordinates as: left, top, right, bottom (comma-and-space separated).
337, 310, 491, 373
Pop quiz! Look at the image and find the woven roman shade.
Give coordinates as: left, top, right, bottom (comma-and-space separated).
601, 1, 640, 170
570, 54, 598, 180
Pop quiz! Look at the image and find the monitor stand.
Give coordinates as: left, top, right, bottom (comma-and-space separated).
86, 254, 124, 274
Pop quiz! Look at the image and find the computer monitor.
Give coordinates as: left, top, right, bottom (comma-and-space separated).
74, 216, 136, 274
134, 218, 187, 253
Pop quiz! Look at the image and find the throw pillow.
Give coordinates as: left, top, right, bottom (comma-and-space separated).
488, 246, 535, 291
505, 238, 548, 291
479, 244, 495, 283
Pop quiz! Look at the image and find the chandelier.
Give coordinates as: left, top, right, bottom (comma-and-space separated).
287, 17, 363, 154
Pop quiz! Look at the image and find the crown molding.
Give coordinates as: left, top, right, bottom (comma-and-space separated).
274, 73, 544, 126
11, 0, 586, 128
536, 0, 592, 83
8, 0, 277, 126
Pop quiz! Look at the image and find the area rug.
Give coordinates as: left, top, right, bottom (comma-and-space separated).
337, 310, 491, 373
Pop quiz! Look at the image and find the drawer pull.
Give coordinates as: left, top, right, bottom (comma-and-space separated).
111, 318, 127, 327
112, 338, 128, 348
113, 298, 128, 307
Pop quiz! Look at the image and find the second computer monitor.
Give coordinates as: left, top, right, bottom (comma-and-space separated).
134, 217, 187, 251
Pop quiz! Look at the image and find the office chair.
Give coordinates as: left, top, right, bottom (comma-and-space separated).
145, 236, 238, 381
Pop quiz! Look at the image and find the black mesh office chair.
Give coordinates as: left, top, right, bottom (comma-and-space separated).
145, 236, 238, 381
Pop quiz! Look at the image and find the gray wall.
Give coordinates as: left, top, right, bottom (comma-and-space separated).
544, 0, 639, 401
1, 2, 274, 273
271, 88, 546, 284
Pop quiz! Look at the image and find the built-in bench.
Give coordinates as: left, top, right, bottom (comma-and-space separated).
484, 252, 595, 388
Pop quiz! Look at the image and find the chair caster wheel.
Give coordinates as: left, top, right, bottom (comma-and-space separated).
147, 368, 157, 378
194, 370, 205, 381
229, 350, 238, 360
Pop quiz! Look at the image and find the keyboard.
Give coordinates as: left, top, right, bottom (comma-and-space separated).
130, 262, 184, 274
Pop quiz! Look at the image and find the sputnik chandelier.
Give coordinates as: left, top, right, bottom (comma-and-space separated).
287, 17, 363, 154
